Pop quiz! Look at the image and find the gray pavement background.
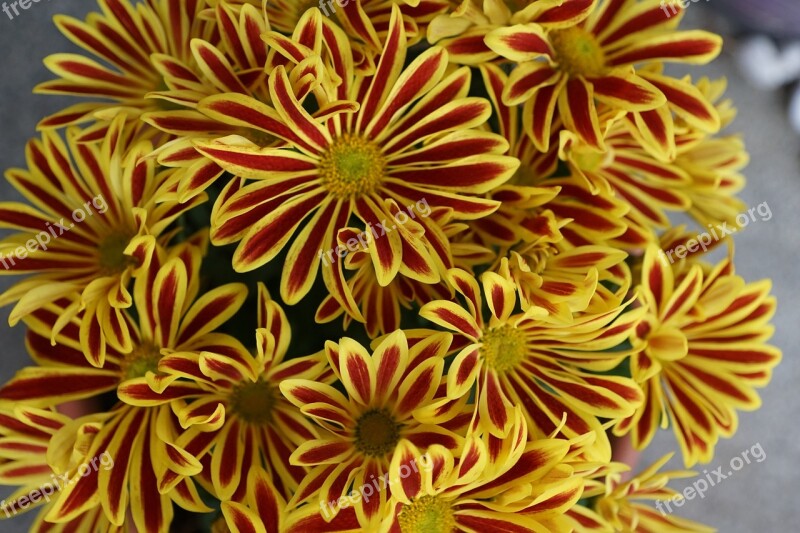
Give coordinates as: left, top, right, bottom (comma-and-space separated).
0, 2, 797, 532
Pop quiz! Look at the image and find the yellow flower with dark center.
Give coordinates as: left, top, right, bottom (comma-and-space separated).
279, 330, 463, 529
138, 284, 331, 501
0, 117, 205, 367
0, 244, 249, 531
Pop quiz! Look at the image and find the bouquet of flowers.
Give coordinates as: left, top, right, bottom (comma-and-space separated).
0, 0, 780, 531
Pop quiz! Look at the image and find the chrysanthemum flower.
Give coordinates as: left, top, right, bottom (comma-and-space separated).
193, 7, 517, 318
143, 1, 278, 201
420, 268, 643, 459
561, 120, 694, 235
485, 0, 722, 151
0, 244, 250, 531
0, 117, 204, 367
478, 64, 635, 318
376, 411, 585, 532
35, 0, 216, 132
567, 453, 714, 532
279, 330, 463, 528
0, 407, 119, 531
128, 284, 331, 501
615, 247, 781, 466
428, 0, 595, 65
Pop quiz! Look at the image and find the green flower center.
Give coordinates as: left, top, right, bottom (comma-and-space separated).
480, 324, 528, 373
549, 26, 606, 78
398, 495, 455, 533
354, 408, 400, 457
120, 341, 162, 381
229, 379, 276, 425
98, 232, 136, 275
320, 134, 385, 200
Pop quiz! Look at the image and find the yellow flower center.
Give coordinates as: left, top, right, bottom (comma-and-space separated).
229, 379, 276, 425
572, 144, 613, 172
480, 324, 528, 373
549, 26, 606, 78
98, 232, 136, 275
120, 341, 162, 381
320, 134, 385, 200
354, 409, 400, 457
398, 495, 455, 533
519, 239, 559, 275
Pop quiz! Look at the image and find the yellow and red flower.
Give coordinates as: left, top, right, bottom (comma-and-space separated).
485, 0, 721, 152
279, 330, 463, 529
0, 243, 249, 531
376, 410, 584, 532
616, 247, 781, 466
567, 453, 714, 532
192, 7, 517, 319
0, 117, 204, 366
420, 268, 643, 459
128, 284, 331, 501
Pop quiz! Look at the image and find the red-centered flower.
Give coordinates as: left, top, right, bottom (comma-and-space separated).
420, 268, 643, 460
192, 7, 518, 320
126, 284, 332, 501
485, 0, 721, 152
0, 117, 205, 367
279, 330, 463, 529
0, 244, 250, 531
615, 247, 781, 466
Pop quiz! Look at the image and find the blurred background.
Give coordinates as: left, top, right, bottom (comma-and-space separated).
0, 1, 797, 531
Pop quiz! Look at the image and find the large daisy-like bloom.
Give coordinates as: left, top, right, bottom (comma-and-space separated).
420, 268, 642, 460
615, 247, 781, 466
0, 117, 204, 366
567, 453, 714, 532
279, 330, 463, 529
35, 0, 216, 132
192, 7, 518, 319
0, 244, 250, 531
485, 0, 722, 152
124, 284, 330, 501
373, 411, 585, 533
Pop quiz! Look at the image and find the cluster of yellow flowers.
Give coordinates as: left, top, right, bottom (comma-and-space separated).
0, 0, 780, 531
